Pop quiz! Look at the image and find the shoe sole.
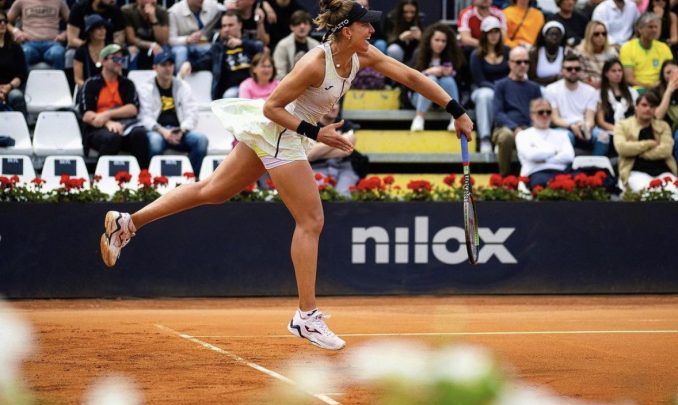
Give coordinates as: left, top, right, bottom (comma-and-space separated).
100, 211, 119, 268
287, 321, 346, 351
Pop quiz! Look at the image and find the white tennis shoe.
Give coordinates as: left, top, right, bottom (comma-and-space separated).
100, 211, 135, 267
287, 309, 346, 350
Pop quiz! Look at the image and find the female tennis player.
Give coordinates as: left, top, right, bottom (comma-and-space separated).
100, 0, 474, 350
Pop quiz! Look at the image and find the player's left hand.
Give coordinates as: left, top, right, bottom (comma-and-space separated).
454, 113, 474, 141
317, 120, 353, 153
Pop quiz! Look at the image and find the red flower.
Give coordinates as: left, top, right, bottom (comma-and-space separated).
326, 176, 337, 186
488, 174, 502, 187
265, 178, 276, 190
0, 176, 11, 186
183, 171, 195, 179
115, 171, 132, 184
459, 176, 476, 186
67, 178, 86, 189
648, 179, 663, 188
31, 177, 46, 185
407, 180, 432, 192
594, 170, 607, 179
9, 175, 19, 184
674, 179, 678, 188
92, 175, 102, 183
586, 175, 603, 188
573, 173, 588, 187
59, 174, 70, 185
663, 176, 674, 184
383, 175, 395, 185
533, 185, 544, 194
138, 177, 152, 187
443, 174, 457, 187
348, 185, 356, 192
502, 175, 519, 190
393, 185, 401, 191
519, 176, 530, 184
139, 169, 152, 180
318, 184, 326, 191
243, 183, 256, 193
153, 176, 169, 186
314, 172, 323, 181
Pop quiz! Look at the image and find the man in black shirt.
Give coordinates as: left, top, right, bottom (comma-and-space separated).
548, 0, 588, 46
80, 44, 150, 168
67, 0, 125, 48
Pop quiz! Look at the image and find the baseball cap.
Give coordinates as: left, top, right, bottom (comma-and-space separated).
153, 51, 175, 65
480, 16, 502, 33
99, 44, 123, 61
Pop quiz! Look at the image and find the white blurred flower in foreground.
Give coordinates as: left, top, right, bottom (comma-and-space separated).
0, 300, 35, 385
83, 375, 143, 405
495, 383, 621, 405
432, 344, 495, 383
346, 340, 430, 383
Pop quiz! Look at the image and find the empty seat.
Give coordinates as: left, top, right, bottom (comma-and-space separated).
183, 71, 213, 110
572, 156, 615, 175
199, 155, 224, 180
149, 155, 194, 192
127, 70, 156, 93
94, 155, 142, 196
0, 155, 36, 183
195, 111, 234, 155
0, 112, 33, 155
33, 111, 83, 157
41, 155, 89, 190
25, 70, 73, 113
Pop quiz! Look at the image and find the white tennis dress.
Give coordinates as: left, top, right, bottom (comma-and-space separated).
210, 43, 359, 161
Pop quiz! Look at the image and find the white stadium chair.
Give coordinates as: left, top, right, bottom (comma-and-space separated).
572, 156, 615, 175
149, 155, 194, 192
0, 112, 33, 155
199, 155, 224, 180
195, 110, 234, 155
41, 155, 89, 190
183, 71, 213, 110
128, 70, 156, 92
33, 111, 83, 157
25, 70, 73, 113
0, 155, 36, 183
94, 155, 142, 196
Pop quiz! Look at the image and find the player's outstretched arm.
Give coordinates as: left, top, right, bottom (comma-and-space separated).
359, 45, 474, 140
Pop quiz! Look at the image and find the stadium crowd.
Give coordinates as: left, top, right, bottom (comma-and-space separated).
1, 0, 678, 191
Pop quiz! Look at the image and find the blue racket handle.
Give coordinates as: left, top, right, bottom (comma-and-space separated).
460, 133, 470, 164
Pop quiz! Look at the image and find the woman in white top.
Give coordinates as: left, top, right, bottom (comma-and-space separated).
98, 0, 473, 351
528, 21, 566, 87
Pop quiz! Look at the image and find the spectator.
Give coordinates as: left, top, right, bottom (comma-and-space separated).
80, 44, 149, 168
545, 53, 601, 154
648, 0, 678, 48
122, 0, 169, 70
384, 0, 422, 63
503, 0, 545, 49
138, 52, 207, 175
573, 20, 618, 89
591, 0, 640, 45
577, 0, 605, 20
614, 92, 677, 190
528, 21, 566, 87
191, 10, 263, 99
595, 58, 638, 157
168, 0, 220, 72
239, 51, 279, 100
457, 0, 507, 49
261, 0, 305, 50
0, 9, 27, 117
354, 0, 386, 53
547, 0, 588, 46
620, 13, 673, 90
307, 102, 359, 198
73, 14, 108, 88
67, 0, 125, 49
272, 10, 318, 80
492, 46, 543, 176
652, 59, 678, 158
409, 22, 465, 132
470, 16, 510, 153
225, 0, 269, 46
7, 0, 69, 69
516, 98, 575, 188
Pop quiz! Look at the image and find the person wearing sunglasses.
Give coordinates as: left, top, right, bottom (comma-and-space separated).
0, 9, 28, 117
492, 46, 542, 176
516, 98, 575, 188
591, 0, 640, 45
573, 20, 618, 89
620, 13, 673, 90
545, 53, 602, 153
80, 44, 150, 169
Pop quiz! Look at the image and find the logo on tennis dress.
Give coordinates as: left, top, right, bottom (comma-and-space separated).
324, 85, 334, 90
351, 216, 516, 264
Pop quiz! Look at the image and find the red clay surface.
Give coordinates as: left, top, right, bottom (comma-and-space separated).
11, 295, 678, 404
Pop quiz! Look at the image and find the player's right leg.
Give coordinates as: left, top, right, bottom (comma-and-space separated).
100, 143, 267, 267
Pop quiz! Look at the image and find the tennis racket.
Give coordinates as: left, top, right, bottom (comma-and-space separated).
460, 132, 479, 265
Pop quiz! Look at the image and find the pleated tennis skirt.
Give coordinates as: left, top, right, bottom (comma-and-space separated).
210, 98, 314, 161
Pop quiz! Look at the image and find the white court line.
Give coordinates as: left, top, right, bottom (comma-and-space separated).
155, 324, 340, 405
191, 329, 678, 338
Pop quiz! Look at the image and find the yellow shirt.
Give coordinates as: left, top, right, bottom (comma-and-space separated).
620, 38, 673, 88
504, 6, 544, 48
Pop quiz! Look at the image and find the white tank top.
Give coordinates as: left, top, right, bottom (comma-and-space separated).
536, 47, 564, 79
288, 42, 360, 125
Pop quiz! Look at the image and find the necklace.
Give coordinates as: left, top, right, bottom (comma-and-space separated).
545, 47, 559, 63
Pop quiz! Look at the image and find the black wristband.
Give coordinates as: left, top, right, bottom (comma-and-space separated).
296, 120, 320, 140
445, 99, 466, 119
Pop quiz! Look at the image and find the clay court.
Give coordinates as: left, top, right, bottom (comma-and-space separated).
10, 295, 678, 404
